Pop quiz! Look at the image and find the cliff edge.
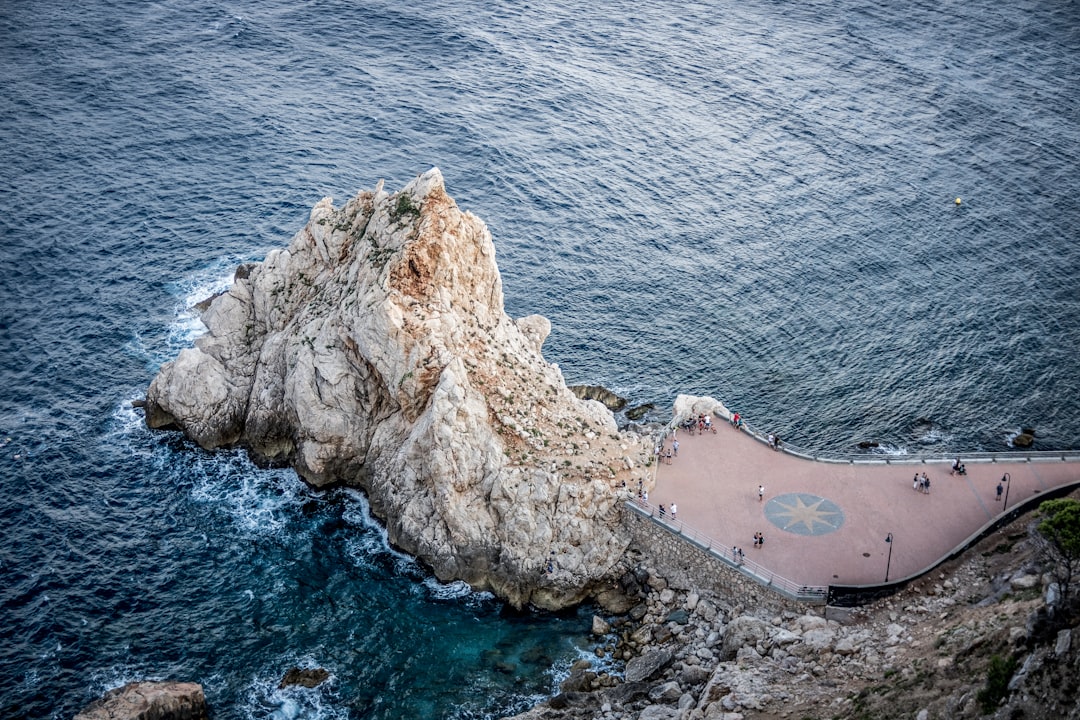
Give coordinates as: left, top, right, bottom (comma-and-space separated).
145, 169, 652, 610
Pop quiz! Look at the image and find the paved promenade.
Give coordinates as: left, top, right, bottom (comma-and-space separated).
647, 421, 1080, 589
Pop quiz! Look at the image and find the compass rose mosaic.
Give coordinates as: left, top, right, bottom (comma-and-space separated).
764, 493, 845, 536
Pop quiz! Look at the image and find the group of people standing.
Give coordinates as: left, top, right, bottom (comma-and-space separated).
913, 472, 932, 493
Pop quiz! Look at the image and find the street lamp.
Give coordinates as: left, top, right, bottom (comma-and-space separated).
1001, 473, 1011, 511
885, 533, 894, 583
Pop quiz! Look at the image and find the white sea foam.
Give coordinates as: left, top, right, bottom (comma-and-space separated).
166, 259, 244, 349
240, 659, 346, 720
867, 443, 909, 456
917, 427, 954, 447
339, 488, 417, 571
184, 450, 309, 539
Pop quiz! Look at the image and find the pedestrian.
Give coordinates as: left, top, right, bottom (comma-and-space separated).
767, 433, 776, 449
664, 449, 672, 465
673, 439, 679, 457
758, 484, 765, 502
670, 503, 677, 520
659, 504, 666, 518
753, 531, 761, 548
643, 489, 648, 505
996, 482, 1003, 501
913, 473, 919, 491
922, 473, 931, 494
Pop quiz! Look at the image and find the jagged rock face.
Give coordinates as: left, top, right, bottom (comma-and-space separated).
145, 169, 652, 609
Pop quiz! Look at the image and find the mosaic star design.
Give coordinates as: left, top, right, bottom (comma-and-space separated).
764, 493, 845, 536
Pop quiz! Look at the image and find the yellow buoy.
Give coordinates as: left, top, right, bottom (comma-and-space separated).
955, 197, 962, 205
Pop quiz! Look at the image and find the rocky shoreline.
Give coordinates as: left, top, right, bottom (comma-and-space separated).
503, 499, 1080, 720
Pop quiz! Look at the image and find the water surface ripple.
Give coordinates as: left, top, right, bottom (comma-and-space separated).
1, 0, 1078, 716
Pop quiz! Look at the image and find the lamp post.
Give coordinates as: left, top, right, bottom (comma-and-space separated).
1001, 473, 1011, 511
885, 533, 894, 583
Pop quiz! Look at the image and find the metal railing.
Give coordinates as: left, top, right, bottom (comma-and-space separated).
624, 498, 828, 603
721, 419, 1080, 466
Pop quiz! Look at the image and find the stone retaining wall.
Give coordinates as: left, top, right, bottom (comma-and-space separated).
620, 505, 812, 615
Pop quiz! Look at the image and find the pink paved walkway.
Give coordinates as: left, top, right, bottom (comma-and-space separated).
647, 422, 1080, 589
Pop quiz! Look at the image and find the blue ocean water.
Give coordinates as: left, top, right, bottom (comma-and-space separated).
1, 0, 1078, 717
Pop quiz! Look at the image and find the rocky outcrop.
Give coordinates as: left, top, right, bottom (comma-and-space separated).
75, 682, 207, 720
144, 169, 652, 609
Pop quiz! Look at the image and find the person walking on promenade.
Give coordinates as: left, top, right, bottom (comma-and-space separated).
659, 504, 666, 518
996, 482, 1004, 501
758, 484, 765, 502
670, 503, 677, 520
673, 439, 679, 457
913, 473, 920, 491
921, 473, 931, 494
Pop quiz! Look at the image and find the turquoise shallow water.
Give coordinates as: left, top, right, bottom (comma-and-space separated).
1, 0, 1078, 716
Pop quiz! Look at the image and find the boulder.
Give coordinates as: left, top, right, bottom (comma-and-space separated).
625, 648, 674, 683
592, 615, 611, 636
143, 170, 652, 610
721, 616, 770, 660
75, 681, 207, 720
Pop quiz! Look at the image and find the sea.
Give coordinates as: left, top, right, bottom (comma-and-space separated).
1, 0, 1078, 717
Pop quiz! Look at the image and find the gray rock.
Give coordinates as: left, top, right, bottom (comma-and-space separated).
1055, 628, 1072, 657
666, 609, 690, 625
801, 627, 836, 651
648, 680, 683, 702
1010, 573, 1039, 590
75, 681, 207, 720
638, 705, 680, 720
625, 648, 674, 683
604, 681, 650, 706
592, 615, 611, 636
721, 616, 770, 660
677, 665, 711, 688
834, 637, 857, 655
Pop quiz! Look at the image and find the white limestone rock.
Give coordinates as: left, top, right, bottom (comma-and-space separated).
145, 169, 652, 609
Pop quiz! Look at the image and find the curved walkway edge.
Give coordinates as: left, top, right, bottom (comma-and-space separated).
643, 419, 1080, 605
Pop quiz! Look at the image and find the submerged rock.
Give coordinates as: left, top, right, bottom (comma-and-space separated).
144, 169, 652, 609
279, 667, 330, 689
